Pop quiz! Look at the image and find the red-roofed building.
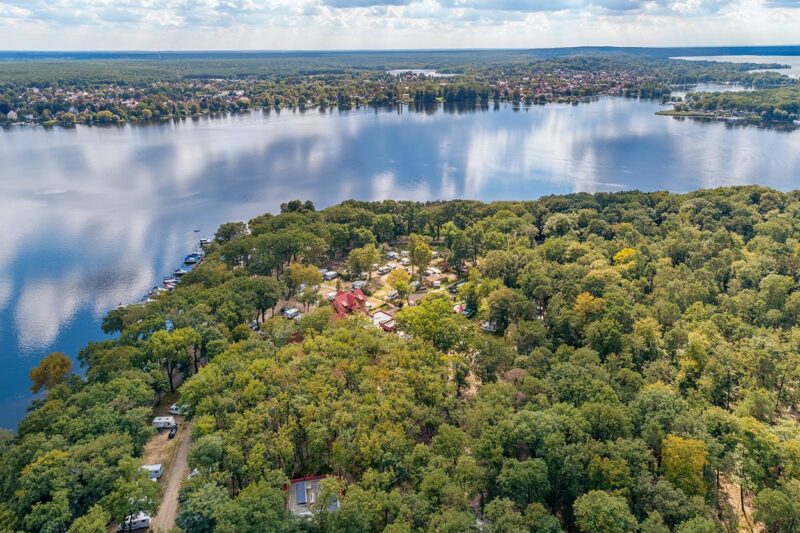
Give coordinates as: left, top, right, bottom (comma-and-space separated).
331, 289, 368, 319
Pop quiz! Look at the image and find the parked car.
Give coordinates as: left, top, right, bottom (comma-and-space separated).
386, 251, 399, 259
352, 280, 367, 290
169, 403, 188, 416
168, 425, 178, 439
323, 271, 339, 281
449, 282, 465, 294
282, 308, 301, 319
377, 265, 391, 275
326, 291, 338, 301
387, 290, 400, 301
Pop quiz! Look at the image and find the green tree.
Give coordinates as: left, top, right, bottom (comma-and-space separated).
102, 462, 159, 533
661, 435, 708, 497
348, 244, 381, 280
408, 233, 432, 280
573, 490, 638, 533
67, 505, 110, 533
177, 482, 229, 532
497, 458, 549, 509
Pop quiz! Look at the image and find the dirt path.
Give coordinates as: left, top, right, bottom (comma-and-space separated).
145, 419, 191, 532
720, 477, 763, 533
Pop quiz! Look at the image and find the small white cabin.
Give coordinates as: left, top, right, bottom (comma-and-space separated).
153, 416, 176, 430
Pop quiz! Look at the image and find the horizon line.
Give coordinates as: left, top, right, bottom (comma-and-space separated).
1, 44, 800, 54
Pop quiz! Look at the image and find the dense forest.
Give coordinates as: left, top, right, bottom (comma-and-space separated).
0, 52, 793, 126
671, 85, 800, 123
3, 187, 800, 532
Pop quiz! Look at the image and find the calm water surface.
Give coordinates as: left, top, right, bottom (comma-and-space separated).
2, 97, 800, 428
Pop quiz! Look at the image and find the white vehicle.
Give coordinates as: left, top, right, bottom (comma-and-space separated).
386, 251, 399, 260
283, 308, 301, 320
152, 416, 176, 430
326, 291, 338, 301
169, 403, 188, 416
400, 258, 411, 266
352, 280, 367, 290
141, 464, 163, 481
323, 270, 339, 281
377, 265, 392, 275
117, 512, 151, 531
481, 321, 499, 333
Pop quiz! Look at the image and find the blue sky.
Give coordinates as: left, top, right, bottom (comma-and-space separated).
0, 0, 798, 50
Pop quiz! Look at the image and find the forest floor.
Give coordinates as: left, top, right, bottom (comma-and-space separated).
720, 478, 763, 533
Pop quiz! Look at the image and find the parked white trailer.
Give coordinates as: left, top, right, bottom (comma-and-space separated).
117, 512, 151, 531
141, 463, 163, 481
152, 416, 176, 430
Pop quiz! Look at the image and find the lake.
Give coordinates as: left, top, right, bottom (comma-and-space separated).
2, 95, 800, 428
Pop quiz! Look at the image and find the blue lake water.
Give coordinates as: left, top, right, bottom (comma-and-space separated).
2, 95, 800, 428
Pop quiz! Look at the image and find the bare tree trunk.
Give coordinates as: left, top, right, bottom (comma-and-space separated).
740, 486, 746, 516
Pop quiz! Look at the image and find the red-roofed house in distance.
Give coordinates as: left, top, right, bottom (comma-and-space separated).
331, 289, 368, 319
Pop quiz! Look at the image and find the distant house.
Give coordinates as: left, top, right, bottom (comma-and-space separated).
6, 110, 18, 122
286, 476, 340, 518
331, 289, 367, 319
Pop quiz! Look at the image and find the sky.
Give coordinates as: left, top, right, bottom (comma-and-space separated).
0, 0, 798, 50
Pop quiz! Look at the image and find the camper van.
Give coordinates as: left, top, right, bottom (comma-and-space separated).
141, 464, 163, 481
117, 512, 151, 531
152, 416, 176, 430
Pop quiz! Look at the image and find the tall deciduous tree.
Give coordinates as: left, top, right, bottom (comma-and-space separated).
29, 352, 72, 393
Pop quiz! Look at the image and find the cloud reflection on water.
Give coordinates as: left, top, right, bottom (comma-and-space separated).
2, 100, 800, 426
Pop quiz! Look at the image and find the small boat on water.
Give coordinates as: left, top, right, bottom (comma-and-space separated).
199, 238, 211, 247
174, 268, 188, 277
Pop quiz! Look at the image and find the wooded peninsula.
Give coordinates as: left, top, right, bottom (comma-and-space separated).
3, 187, 800, 532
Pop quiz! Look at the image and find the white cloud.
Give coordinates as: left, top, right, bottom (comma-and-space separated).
0, 0, 798, 48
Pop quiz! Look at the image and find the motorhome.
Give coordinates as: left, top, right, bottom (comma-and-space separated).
152, 416, 176, 430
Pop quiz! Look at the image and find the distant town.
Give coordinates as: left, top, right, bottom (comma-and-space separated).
1, 51, 793, 127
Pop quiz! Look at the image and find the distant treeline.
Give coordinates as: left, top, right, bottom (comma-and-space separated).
0, 52, 794, 127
